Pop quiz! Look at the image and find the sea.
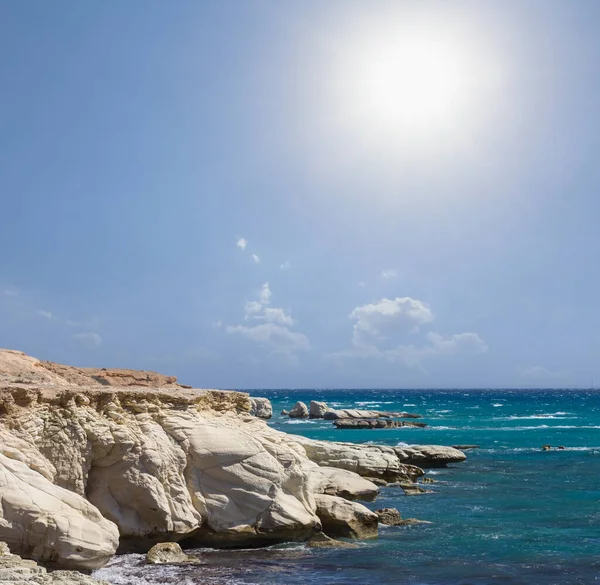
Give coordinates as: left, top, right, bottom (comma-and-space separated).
93, 389, 600, 585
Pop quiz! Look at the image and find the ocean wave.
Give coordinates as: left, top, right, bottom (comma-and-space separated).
500, 413, 574, 420
477, 425, 600, 431
284, 420, 320, 424
492, 403, 504, 407
403, 404, 417, 407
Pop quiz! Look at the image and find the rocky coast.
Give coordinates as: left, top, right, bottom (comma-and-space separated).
0, 349, 467, 581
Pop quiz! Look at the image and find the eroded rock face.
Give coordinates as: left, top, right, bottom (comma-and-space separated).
249, 397, 273, 419
288, 402, 309, 418
0, 453, 119, 570
393, 445, 466, 468
314, 495, 378, 539
307, 466, 379, 502
376, 508, 403, 525
289, 435, 424, 483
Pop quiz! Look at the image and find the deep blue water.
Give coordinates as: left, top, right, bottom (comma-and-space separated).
94, 390, 600, 585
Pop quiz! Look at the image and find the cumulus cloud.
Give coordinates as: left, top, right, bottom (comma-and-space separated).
236, 238, 247, 250
328, 296, 487, 369
73, 332, 102, 348
381, 269, 397, 279
350, 297, 434, 347
227, 283, 309, 358
519, 366, 569, 381
252, 253, 260, 264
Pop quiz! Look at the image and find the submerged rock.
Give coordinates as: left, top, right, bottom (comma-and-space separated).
146, 542, 192, 564
306, 532, 359, 549
314, 495, 378, 539
249, 397, 273, 419
289, 401, 309, 418
395, 482, 432, 496
451, 445, 479, 450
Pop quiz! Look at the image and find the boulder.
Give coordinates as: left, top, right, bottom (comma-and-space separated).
289, 402, 309, 418
280, 410, 289, 416
309, 401, 330, 419
307, 466, 379, 502
376, 508, 403, 526
451, 445, 479, 450
393, 445, 466, 468
0, 453, 119, 570
306, 532, 358, 549
249, 397, 273, 419
146, 542, 191, 564
0, 541, 110, 585
314, 495, 378, 539
396, 482, 431, 496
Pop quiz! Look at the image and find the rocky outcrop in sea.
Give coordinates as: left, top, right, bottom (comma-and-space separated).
0, 349, 467, 580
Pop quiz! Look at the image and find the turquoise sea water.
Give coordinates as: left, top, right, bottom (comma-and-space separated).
94, 390, 600, 585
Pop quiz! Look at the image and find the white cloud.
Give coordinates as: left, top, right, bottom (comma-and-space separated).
259, 282, 272, 305
381, 269, 397, 279
280, 260, 292, 270
358, 281, 366, 288
252, 253, 260, 264
3, 289, 18, 297
350, 297, 434, 347
73, 332, 102, 348
227, 283, 309, 358
37, 310, 54, 320
426, 332, 488, 355
236, 238, 247, 250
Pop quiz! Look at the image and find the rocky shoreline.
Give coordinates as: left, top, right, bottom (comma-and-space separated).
0, 349, 467, 581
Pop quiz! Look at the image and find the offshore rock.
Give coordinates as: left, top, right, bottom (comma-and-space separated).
333, 419, 427, 429
324, 409, 421, 420
288, 401, 309, 418
249, 397, 273, 419
393, 445, 467, 468
314, 495, 378, 539
376, 508, 403, 525
146, 542, 192, 564
309, 400, 331, 419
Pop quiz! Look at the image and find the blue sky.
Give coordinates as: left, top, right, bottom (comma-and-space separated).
2, 0, 600, 388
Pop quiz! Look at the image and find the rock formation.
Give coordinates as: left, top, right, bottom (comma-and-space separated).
249, 397, 273, 419
333, 419, 427, 429
0, 542, 109, 585
323, 409, 421, 420
314, 495, 378, 539
146, 542, 193, 564
309, 400, 331, 418
288, 401, 309, 418
0, 349, 468, 575
306, 532, 358, 548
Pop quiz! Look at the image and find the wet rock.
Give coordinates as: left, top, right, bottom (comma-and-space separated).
333, 419, 427, 430
289, 401, 309, 418
376, 508, 403, 526
557, 446, 566, 450
396, 482, 432, 496
280, 410, 289, 416
314, 495, 378, 539
146, 542, 192, 564
451, 445, 479, 450
306, 532, 359, 549
421, 477, 436, 484
542, 444, 552, 451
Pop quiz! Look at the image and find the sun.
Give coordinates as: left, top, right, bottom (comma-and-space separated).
361, 36, 464, 130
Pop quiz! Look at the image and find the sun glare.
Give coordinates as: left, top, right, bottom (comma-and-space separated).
362, 37, 464, 129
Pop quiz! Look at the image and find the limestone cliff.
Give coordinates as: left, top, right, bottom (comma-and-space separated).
0, 349, 464, 572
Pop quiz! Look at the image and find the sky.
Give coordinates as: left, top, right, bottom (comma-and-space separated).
1, 0, 600, 389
